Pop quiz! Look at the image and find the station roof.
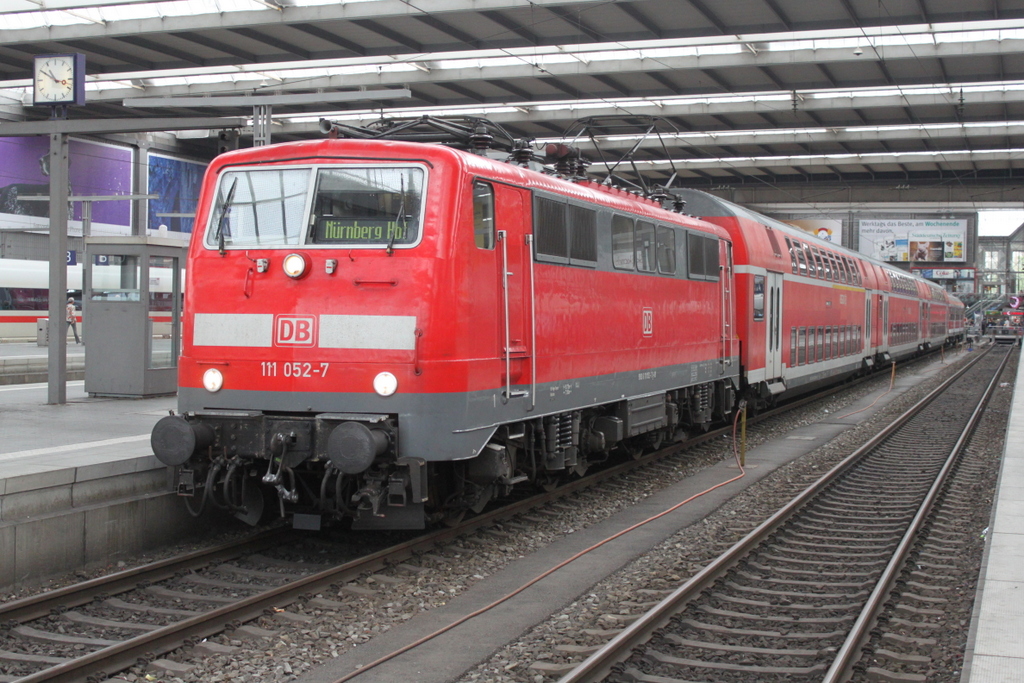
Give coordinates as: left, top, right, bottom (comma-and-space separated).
2, 0, 1024, 192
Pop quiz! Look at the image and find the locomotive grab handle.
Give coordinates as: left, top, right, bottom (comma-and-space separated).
414, 327, 423, 376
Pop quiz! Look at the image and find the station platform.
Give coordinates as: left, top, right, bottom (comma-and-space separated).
0, 341, 85, 385
0, 375, 205, 590
962, 350, 1024, 683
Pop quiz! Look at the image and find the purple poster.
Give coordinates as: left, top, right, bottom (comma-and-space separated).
0, 136, 132, 230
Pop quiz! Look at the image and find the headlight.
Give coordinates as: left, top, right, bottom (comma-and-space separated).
203, 368, 224, 392
283, 253, 308, 279
373, 371, 398, 397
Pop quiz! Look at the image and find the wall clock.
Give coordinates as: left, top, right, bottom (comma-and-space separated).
33, 53, 86, 107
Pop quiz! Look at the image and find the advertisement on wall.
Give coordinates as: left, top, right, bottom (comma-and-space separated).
858, 218, 967, 263
784, 218, 843, 245
147, 153, 205, 234
0, 136, 133, 235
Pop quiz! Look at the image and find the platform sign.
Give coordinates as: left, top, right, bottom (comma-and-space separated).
66, 250, 76, 266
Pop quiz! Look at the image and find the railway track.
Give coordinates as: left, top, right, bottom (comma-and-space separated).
0, 347, 968, 683
557, 344, 1012, 683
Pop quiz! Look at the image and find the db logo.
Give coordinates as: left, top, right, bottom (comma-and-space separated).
642, 308, 653, 337
275, 315, 317, 346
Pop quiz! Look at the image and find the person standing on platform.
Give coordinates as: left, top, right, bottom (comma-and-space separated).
66, 297, 81, 344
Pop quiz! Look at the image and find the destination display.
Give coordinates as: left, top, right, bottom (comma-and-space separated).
315, 218, 413, 244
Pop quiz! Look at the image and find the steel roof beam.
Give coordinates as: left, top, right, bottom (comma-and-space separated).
0, 0, 612, 44
590, 149, 1024, 171
257, 89, 1024, 137
63, 37, 1024, 102
566, 123, 1024, 151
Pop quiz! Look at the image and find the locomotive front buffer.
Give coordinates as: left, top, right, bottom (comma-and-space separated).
151, 410, 428, 529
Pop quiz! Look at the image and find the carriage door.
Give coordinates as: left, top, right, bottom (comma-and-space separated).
882, 294, 889, 347
490, 183, 532, 403
720, 241, 735, 368
865, 297, 872, 353
764, 271, 784, 379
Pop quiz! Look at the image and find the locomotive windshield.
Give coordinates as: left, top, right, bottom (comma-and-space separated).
207, 168, 309, 248
204, 165, 425, 250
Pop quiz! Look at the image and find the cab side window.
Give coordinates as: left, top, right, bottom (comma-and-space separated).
472, 181, 495, 250
612, 215, 635, 270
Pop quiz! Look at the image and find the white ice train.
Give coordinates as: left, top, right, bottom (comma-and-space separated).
0, 257, 178, 339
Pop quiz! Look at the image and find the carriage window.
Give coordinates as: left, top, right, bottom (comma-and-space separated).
753, 275, 765, 321
810, 247, 824, 278
808, 327, 816, 362
785, 236, 798, 274
798, 327, 807, 365
311, 166, 424, 246
824, 326, 832, 359
689, 232, 706, 277
472, 181, 494, 250
817, 326, 824, 362
824, 252, 835, 280
803, 244, 818, 278
612, 215, 634, 270
704, 235, 720, 280
656, 226, 677, 274
534, 196, 569, 260
635, 221, 656, 272
794, 241, 808, 277
569, 205, 597, 264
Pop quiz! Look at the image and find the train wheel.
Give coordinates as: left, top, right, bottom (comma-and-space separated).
442, 508, 466, 527
538, 474, 560, 492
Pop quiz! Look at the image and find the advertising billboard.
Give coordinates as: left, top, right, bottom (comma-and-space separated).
858, 218, 967, 263
0, 136, 132, 235
147, 153, 205, 234
784, 218, 843, 245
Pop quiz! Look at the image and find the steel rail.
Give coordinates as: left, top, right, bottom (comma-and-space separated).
556, 345, 998, 683
3, 428, 734, 683
0, 528, 291, 624
2, 345, 961, 682
821, 345, 1013, 682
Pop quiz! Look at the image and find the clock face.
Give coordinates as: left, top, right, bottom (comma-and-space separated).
33, 54, 83, 106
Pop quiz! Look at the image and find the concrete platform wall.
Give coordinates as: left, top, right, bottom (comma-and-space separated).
0, 457, 211, 590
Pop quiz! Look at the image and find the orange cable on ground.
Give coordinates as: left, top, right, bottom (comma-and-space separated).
331, 408, 750, 683
835, 361, 897, 421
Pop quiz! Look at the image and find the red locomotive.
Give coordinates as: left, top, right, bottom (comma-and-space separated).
151, 118, 963, 530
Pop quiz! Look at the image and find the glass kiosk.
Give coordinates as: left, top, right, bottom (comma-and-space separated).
84, 236, 185, 397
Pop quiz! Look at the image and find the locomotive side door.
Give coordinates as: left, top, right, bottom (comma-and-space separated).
491, 183, 532, 402
764, 271, 784, 379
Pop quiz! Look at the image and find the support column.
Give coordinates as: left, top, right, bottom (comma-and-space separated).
47, 132, 69, 405
253, 104, 272, 146
133, 140, 150, 236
